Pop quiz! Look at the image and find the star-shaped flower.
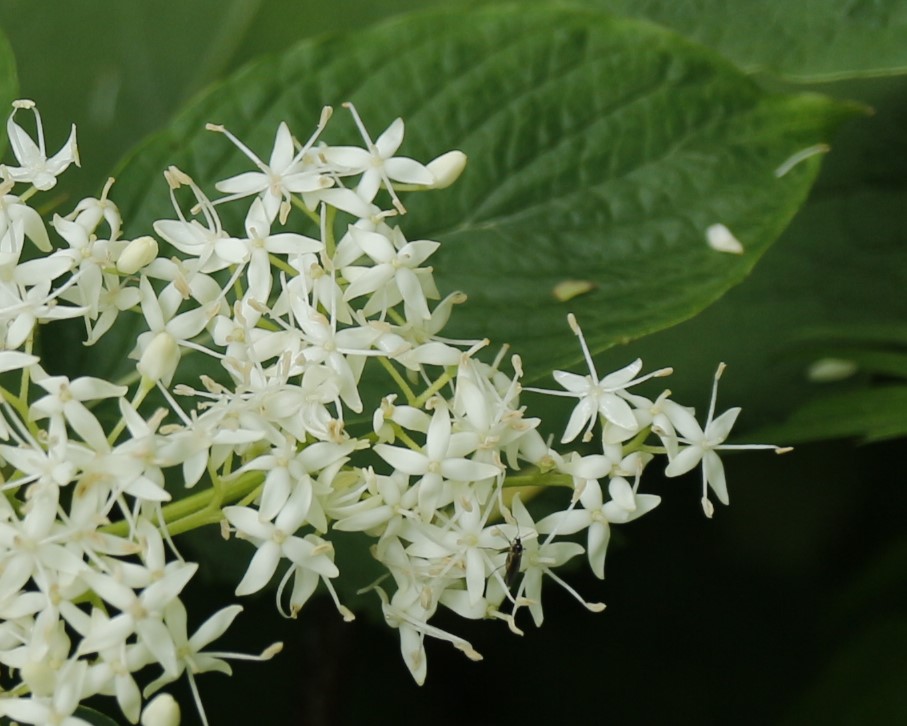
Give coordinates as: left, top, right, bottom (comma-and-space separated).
4, 99, 79, 191
526, 314, 671, 443
662, 363, 788, 517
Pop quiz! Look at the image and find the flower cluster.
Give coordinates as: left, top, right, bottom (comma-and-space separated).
0, 99, 784, 723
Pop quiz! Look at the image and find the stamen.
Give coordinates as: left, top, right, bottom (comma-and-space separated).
205, 123, 267, 173
567, 312, 599, 382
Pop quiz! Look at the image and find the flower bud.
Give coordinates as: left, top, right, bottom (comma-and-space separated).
426, 150, 467, 189
141, 693, 181, 726
138, 331, 180, 384
117, 235, 159, 274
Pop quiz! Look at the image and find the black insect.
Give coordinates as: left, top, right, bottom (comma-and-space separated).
503, 534, 524, 589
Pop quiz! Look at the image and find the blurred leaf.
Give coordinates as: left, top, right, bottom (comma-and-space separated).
583, 0, 907, 82
752, 385, 907, 444
0, 0, 446, 203
781, 619, 907, 725
0, 25, 16, 124
741, 328, 907, 444
98, 4, 854, 388
0, 23, 17, 161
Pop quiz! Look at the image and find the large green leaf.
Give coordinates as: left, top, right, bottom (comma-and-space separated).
584, 0, 907, 82
100, 4, 852, 386
591, 72, 907, 443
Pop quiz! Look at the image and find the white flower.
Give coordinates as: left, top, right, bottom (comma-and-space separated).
504, 495, 605, 626
371, 580, 482, 685
238, 437, 355, 523
342, 226, 440, 322
64, 177, 122, 240
0, 192, 52, 251
526, 314, 671, 443
0, 485, 86, 598
224, 487, 347, 618
0, 275, 86, 350
374, 402, 502, 521
4, 100, 79, 191
0, 657, 91, 726
539, 478, 660, 579
74, 562, 198, 677
143, 600, 281, 726
29, 371, 127, 452
662, 363, 786, 517
321, 104, 434, 214
210, 113, 333, 223
213, 197, 321, 302
131, 277, 212, 385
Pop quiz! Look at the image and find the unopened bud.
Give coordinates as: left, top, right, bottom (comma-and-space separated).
117, 235, 158, 274
138, 331, 179, 384
141, 693, 181, 726
427, 150, 467, 189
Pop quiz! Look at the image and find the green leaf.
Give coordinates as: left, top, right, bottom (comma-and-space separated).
781, 619, 907, 725
0, 25, 17, 155
753, 385, 907, 444
592, 184, 907, 435
581, 0, 907, 82
580, 72, 907, 446
102, 4, 853, 386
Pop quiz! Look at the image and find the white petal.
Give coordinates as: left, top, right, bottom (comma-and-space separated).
707, 407, 742, 445
587, 521, 611, 579
235, 541, 281, 595
664, 445, 704, 478
703, 450, 729, 504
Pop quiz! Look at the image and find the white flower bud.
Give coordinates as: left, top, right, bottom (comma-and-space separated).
117, 235, 159, 274
426, 150, 467, 189
138, 331, 180, 384
141, 693, 181, 726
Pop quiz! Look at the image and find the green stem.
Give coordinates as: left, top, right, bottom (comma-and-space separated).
269, 253, 298, 278
102, 470, 265, 538
377, 357, 417, 406
413, 368, 456, 409
503, 470, 573, 489
291, 196, 321, 228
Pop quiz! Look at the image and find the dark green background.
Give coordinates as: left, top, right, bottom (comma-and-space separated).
1, 2, 904, 724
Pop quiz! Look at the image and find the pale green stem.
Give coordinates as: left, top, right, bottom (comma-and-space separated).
19, 334, 34, 402
413, 368, 456, 409
377, 357, 417, 406
102, 470, 265, 538
503, 470, 573, 489
269, 253, 298, 278
291, 196, 321, 228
